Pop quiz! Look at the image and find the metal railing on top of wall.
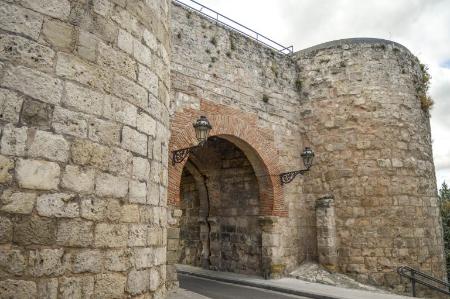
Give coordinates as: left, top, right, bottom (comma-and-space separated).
173, 0, 294, 55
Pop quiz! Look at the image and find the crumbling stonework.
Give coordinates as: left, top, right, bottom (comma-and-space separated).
0, 0, 170, 298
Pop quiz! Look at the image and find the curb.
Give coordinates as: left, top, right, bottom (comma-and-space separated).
177, 270, 339, 299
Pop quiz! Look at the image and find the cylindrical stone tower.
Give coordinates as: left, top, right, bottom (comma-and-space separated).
295, 38, 446, 294
0, 0, 170, 297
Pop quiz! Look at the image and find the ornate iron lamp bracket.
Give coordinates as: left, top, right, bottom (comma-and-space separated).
279, 169, 308, 185
172, 145, 200, 165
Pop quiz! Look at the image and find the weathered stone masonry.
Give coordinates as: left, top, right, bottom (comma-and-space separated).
0, 0, 447, 298
167, 2, 446, 297
0, 0, 170, 298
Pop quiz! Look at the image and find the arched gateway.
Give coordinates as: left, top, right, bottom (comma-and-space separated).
166, 102, 287, 285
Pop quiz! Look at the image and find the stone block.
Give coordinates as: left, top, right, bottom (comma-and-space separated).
0, 279, 37, 299
20, 0, 71, 20
0, 3, 43, 40
36, 193, 78, 218
108, 147, 133, 176
132, 156, 150, 181
149, 267, 160, 291
95, 172, 128, 198
127, 269, 150, 295
121, 204, 139, 223
143, 29, 157, 52
98, 41, 136, 80
133, 247, 155, 269
148, 228, 164, 246
71, 139, 132, 176
21, 99, 53, 129
80, 196, 107, 221
88, 118, 121, 146
104, 249, 131, 272
137, 111, 156, 137
0, 88, 23, 124
60, 276, 94, 299
95, 223, 128, 248
2, 65, 62, 105
0, 155, 14, 183
0, 249, 27, 275
147, 181, 160, 206
111, 7, 142, 37
128, 224, 147, 247
16, 159, 60, 190
93, 0, 112, 17
57, 219, 93, 247
0, 216, 13, 243
13, 216, 56, 245
122, 126, 147, 156
129, 180, 147, 203
104, 199, 122, 222
27, 130, 69, 162
94, 273, 126, 299
111, 74, 148, 109
72, 250, 102, 273
1, 189, 36, 214
77, 30, 99, 62
42, 19, 74, 49
29, 248, 64, 277
71, 138, 108, 167
52, 107, 88, 138
138, 64, 158, 97
133, 39, 152, 67
56, 53, 111, 92
64, 82, 104, 116
0, 124, 27, 156
62, 165, 95, 194
117, 29, 133, 55
103, 95, 137, 127
37, 278, 58, 299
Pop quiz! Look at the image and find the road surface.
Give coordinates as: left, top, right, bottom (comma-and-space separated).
177, 273, 310, 299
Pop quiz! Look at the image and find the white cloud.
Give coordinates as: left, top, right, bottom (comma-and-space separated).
181, 0, 450, 188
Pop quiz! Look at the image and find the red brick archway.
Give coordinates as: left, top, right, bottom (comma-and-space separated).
168, 101, 287, 217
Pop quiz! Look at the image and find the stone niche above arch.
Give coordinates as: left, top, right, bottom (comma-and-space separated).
168, 100, 286, 217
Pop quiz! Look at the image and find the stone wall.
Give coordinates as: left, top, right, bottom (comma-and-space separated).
295, 39, 446, 294
0, 0, 170, 297
170, 2, 305, 276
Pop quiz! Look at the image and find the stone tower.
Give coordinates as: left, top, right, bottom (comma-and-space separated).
0, 0, 170, 297
295, 39, 446, 291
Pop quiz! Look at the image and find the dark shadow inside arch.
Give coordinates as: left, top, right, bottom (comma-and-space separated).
178, 136, 263, 275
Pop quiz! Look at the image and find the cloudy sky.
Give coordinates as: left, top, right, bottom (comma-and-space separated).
179, 0, 450, 189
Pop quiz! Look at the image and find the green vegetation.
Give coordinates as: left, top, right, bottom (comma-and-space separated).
417, 63, 433, 113
439, 181, 450, 277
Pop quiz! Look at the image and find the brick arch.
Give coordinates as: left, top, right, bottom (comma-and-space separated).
168, 103, 287, 217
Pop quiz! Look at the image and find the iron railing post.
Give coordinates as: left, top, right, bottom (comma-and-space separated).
411, 271, 416, 297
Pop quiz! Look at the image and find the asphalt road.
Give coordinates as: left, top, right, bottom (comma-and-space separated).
178, 273, 310, 299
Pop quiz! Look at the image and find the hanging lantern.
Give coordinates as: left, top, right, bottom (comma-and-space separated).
193, 115, 212, 145
301, 147, 315, 170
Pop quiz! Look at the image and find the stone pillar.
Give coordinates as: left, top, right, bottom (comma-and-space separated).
259, 216, 284, 278
207, 216, 221, 271
316, 195, 338, 272
0, 0, 171, 297
198, 217, 211, 268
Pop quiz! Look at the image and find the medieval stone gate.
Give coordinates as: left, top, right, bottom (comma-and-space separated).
166, 103, 287, 284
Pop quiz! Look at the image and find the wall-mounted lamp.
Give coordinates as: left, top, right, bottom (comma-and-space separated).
279, 147, 315, 184
172, 116, 212, 165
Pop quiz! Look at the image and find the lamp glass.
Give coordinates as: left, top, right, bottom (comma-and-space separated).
193, 116, 212, 145
301, 147, 314, 169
